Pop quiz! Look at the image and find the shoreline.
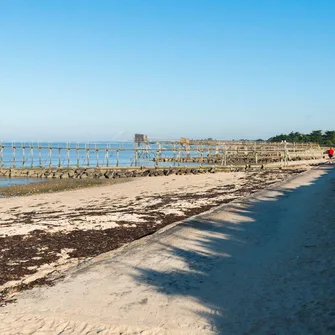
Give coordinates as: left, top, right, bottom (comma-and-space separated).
0, 158, 324, 198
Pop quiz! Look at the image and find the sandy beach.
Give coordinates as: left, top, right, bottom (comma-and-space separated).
0, 162, 315, 296
0, 161, 334, 334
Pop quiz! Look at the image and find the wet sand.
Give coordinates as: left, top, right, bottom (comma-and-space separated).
0, 177, 131, 197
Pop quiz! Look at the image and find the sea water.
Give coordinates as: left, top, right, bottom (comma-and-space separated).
0, 177, 45, 187
0, 141, 214, 168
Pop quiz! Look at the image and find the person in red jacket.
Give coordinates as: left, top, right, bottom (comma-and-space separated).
328, 147, 334, 159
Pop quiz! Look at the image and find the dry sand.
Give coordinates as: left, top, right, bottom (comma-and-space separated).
1, 165, 310, 295
1, 161, 334, 334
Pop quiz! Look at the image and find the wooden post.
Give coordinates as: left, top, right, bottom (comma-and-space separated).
155, 142, 161, 167
38, 142, 42, 168
95, 144, 99, 167
76, 144, 79, 167
105, 147, 109, 167
58, 147, 61, 168
87, 148, 90, 167
49, 146, 52, 168
116, 149, 119, 167
67, 143, 71, 168
13, 144, 16, 168
22, 145, 26, 168
30, 144, 34, 168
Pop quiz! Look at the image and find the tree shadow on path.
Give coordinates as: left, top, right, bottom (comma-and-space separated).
131, 166, 335, 334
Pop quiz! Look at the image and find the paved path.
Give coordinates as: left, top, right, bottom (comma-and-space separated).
1, 165, 335, 334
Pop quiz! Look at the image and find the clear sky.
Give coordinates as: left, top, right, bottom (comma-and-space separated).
0, 0, 334, 141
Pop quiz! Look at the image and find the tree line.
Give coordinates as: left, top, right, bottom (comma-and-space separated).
268, 130, 335, 146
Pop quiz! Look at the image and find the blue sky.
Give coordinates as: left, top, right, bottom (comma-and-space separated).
0, 0, 334, 141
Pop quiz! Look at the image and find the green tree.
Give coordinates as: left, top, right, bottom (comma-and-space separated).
309, 130, 322, 143
268, 130, 335, 145
323, 131, 335, 146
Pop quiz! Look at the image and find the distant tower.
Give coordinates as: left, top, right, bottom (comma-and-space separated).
133, 134, 152, 166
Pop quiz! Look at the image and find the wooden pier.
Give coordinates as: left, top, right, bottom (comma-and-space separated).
0, 140, 324, 171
